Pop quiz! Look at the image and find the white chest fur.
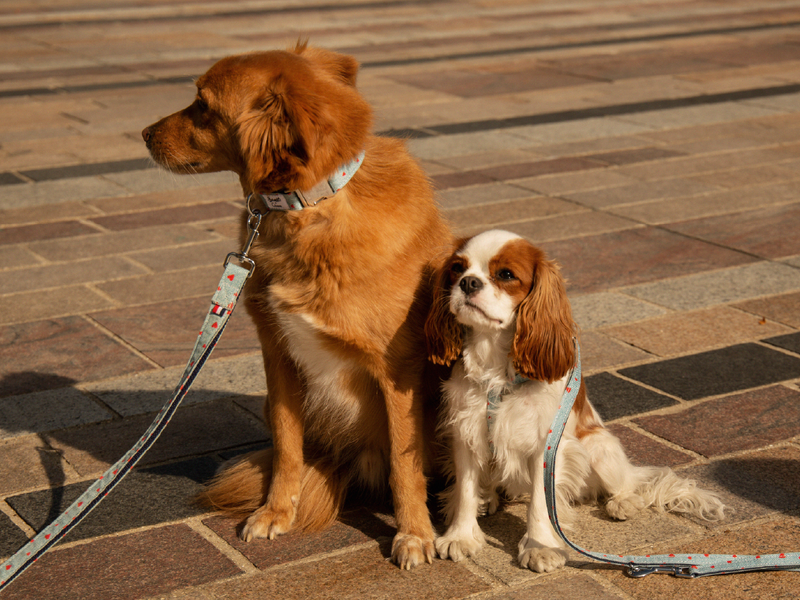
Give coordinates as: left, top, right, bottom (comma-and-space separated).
274, 309, 363, 434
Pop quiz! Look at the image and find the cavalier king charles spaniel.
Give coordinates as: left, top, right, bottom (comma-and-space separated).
425, 229, 724, 573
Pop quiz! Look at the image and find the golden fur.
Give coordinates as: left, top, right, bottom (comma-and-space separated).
143, 43, 453, 569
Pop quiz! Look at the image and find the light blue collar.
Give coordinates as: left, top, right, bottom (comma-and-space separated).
249, 150, 365, 212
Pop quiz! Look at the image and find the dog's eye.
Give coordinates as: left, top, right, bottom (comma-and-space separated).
451, 263, 465, 276
496, 269, 516, 281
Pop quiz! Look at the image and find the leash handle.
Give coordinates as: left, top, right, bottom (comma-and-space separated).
542, 341, 800, 578
0, 260, 252, 592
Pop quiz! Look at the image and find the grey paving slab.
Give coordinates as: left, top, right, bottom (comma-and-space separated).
82, 352, 266, 416
622, 261, 800, 311
0, 388, 112, 440
570, 292, 669, 330
619, 343, 800, 401
6, 456, 218, 543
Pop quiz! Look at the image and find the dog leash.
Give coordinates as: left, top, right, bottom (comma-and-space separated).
0, 210, 263, 593
542, 340, 800, 578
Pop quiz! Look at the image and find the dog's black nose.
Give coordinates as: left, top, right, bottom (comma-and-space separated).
459, 276, 483, 296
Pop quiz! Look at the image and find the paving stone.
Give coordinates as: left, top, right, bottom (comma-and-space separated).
20, 158, 153, 182
7, 457, 218, 543
540, 227, 755, 295
619, 343, 800, 401
0, 285, 117, 326
514, 169, 637, 196
665, 202, 800, 259
601, 516, 800, 600
44, 400, 266, 475
89, 201, 240, 231
0, 316, 153, 398
126, 239, 240, 272
436, 181, 536, 210
95, 264, 229, 306
0, 387, 112, 440
606, 424, 694, 468
203, 508, 395, 570
89, 296, 261, 368
82, 354, 266, 417
622, 261, 800, 311
680, 446, 800, 527
563, 177, 718, 209
578, 331, 653, 374
584, 146, 686, 166
87, 183, 241, 214
609, 182, 800, 225
0, 513, 28, 563
506, 211, 639, 244
734, 291, 800, 328
585, 372, 679, 422
601, 306, 791, 357
444, 196, 580, 233
489, 573, 627, 600
764, 331, 800, 355
0, 435, 79, 495
570, 292, 669, 330
28, 223, 217, 261
0, 245, 42, 269
635, 385, 800, 457
0, 523, 242, 600
0, 176, 132, 210
0, 220, 99, 246
0, 256, 148, 294
167, 535, 489, 599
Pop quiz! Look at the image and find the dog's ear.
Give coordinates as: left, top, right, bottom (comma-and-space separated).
294, 43, 360, 87
236, 74, 321, 192
425, 257, 463, 367
512, 255, 575, 383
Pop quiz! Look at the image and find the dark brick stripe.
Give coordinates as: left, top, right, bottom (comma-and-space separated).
20, 158, 154, 182
384, 83, 800, 138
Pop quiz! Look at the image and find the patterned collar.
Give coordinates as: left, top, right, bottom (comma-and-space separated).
248, 150, 365, 212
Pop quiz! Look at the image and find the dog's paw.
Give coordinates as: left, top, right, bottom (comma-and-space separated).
517, 534, 568, 573
392, 533, 434, 570
486, 489, 500, 516
605, 493, 645, 521
240, 504, 296, 542
435, 530, 485, 562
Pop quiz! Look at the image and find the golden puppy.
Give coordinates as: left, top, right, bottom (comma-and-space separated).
142, 43, 452, 569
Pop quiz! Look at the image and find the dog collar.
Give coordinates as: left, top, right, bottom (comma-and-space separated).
487, 372, 529, 453
249, 150, 365, 212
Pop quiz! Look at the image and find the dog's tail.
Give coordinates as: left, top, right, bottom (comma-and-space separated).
198, 448, 349, 532
633, 466, 726, 521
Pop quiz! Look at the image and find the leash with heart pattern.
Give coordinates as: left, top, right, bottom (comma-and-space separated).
542, 340, 800, 578
0, 225, 258, 593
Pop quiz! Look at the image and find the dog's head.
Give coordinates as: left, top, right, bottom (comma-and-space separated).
425, 230, 575, 382
142, 43, 372, 194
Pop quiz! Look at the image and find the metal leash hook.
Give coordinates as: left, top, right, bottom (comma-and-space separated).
224, 196, 261, 274
626, 565, 696, 579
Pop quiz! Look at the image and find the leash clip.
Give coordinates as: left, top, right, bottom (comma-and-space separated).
223, 201, 261, 275
626, 565, 695, 578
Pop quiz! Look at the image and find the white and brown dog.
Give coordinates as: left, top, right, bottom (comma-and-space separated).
425, 230, 724, 573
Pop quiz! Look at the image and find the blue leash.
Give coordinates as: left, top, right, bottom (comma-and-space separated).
0, 212, 261, 593
543, 341, 800, 578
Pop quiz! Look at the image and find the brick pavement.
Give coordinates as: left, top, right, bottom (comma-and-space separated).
2, 1, 800, 598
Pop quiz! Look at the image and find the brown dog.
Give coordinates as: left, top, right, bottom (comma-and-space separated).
142, 43, 452, 569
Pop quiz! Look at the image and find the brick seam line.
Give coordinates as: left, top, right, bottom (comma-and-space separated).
184, 517, 260, 576
0, 499, 36, 539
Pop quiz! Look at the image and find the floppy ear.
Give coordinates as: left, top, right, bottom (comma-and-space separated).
425, 261, 463, 367
236, 75, 322, 192
512, 256, 575, 383
294, 43, 360, 87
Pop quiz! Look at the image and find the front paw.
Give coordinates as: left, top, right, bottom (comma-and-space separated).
392, 533, 434, 570
240, 503, 296, 542
605, 492, 645, 521
518, 535, 568, 573
435, 529, 485, 562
